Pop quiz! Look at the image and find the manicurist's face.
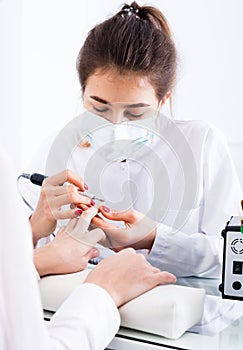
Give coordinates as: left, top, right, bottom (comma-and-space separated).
83, 69, 160, 123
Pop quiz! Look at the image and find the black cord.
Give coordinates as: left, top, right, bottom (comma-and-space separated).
17, 174, 35, 211
17, 173, 47, 211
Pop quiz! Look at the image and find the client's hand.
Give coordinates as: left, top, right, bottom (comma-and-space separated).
93, 207, 157, 251
34, 207, 105, 277
30, 169, 94, 245
85, 248, 176, 307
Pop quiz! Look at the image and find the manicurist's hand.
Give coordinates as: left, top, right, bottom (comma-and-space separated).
30, 169, 94, 245
85, 248, 176, 307
34, 207, 105, 277
92, 207, 157, 251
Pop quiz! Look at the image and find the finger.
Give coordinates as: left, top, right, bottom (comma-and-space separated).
117, 247, 134, 254
49, 192, 93, 208
91, 215, 118, 231
77, 203, 89, 211
55, 225, 66, 237
151, 267, 162, 273
43, 185, 96, 207
91, 216, 128, 249
87, 224, 113, 248
83, 228, 106, 246
154, 271, 177, 285
70, 227, 105, 248
96, 236, 111, 248
116, 247, 136, 256
75, 207, 99, 233
84, 248, 100, 261
64, 218, 79, 232
44, 185, 87, 198
99, 206, 138, 222
41, 185, 70, 195
52, 208, 83, 220
45, 169, 88, 191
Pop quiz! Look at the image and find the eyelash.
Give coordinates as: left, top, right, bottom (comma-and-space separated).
92, 105, 144, 119
124, 111, 144, 118
93, 105, 109, 113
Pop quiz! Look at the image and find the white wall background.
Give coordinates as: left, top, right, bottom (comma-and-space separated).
0, 0, 22, 175
1, 0, 243, 182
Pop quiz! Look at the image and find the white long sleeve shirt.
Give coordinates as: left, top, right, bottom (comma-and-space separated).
0, 148, 120, 350
21, 113, 242, 278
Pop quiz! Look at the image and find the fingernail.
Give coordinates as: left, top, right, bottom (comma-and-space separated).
90, 199, 96, 206
93, 249, 99, 257
84, 183, 88, 190
101, 205, 110, 213
74, 209, 83, 216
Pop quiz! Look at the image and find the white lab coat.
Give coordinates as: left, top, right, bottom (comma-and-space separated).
0, 148, 120, 350
22, 113, 242, 278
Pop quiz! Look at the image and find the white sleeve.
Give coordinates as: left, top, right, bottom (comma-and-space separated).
147, 224, 223, 278
47, 283, 120, 350
147, 126, 242, 278
0, 148, 120, 350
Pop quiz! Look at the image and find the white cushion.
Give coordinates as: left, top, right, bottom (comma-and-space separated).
39, 269, 205, 339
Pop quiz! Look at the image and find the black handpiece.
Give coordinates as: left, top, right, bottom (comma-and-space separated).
30, 173, 48, 186
19, 172, 47, 186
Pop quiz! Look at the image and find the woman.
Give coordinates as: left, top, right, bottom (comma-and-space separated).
0, 147, 175, 350
27, 2, 242, 278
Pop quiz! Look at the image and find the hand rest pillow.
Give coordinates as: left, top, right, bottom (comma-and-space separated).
39, 269, 205, 339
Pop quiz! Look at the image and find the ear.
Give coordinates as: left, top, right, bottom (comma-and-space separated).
82, 87, 87, 105
160, 91, 171, 107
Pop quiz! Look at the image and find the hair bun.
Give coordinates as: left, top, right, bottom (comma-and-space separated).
120, 2, 140, 18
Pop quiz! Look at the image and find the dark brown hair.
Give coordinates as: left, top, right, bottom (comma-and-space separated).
76, 2, 177, 101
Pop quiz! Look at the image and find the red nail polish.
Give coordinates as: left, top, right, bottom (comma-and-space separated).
74, 209, 83, 216
84, 183, 88, 190
90, 199, 95, 206
102, 206, 110, 213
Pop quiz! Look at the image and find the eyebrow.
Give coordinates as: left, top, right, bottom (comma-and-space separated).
90, 96, 150, 108
90, 96, 110, 104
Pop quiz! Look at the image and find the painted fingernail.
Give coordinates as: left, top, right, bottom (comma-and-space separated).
101, 205, 110, 213
74, 209, 83, 216
84, 183, 89, 190
90, 199, 96, 206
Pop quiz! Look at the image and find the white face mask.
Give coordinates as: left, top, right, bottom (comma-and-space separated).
46, 107, 200, 233
79, 108, 159, 161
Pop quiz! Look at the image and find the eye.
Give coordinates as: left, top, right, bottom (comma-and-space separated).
124, 110, 144, 119
92, 105, 109, 113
